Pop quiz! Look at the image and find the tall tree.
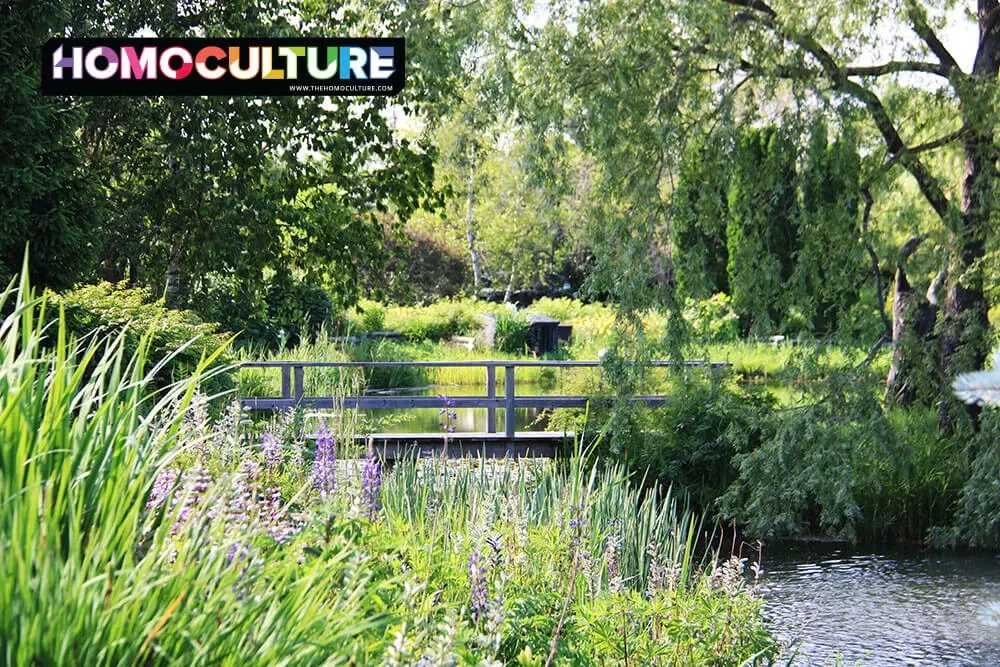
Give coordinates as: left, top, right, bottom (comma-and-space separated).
0, 0, 102, 289
517, 0, 998, 425
671, 137, 731, 299
792, 120, 865, 336
726, 126, 800, 335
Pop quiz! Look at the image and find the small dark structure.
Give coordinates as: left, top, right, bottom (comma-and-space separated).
555, 324, 573, 346
527, 315, 560, 354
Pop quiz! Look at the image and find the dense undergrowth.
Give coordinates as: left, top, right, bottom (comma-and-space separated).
1, 278, 776, 665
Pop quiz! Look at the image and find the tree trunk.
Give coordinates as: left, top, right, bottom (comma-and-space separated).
465, 145, 484, 289
164, 238, 185, 309
939, 134, 992, 430
886, 263, 938, 406
938, 2, 1000, 429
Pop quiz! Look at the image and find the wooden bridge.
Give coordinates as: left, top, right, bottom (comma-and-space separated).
238, 360, 730, 459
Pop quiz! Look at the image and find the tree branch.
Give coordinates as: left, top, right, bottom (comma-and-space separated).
844, 60, 951, 78
860, 187, 892, 338
904, 0, 962, 73
728, 3, 957, 226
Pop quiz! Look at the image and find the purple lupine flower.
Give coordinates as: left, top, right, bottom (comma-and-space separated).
227, 463, 259, 527
147, 468, 179, 511
604, 533, 621, 593
173, 468, 213, 534
438, 395, 458, 433
361, 449, 382, 521
468, 548, 488, 622
226, 542, 247, 566
311, 426, 337, 498
261, 432, 282, 472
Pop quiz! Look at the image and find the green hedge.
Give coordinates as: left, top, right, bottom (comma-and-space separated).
45, 282, 233, 394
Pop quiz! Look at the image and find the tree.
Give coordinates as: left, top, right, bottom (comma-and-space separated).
516, 0, 998, 425
672, 137, 731, 299
727, 125, 801, 335
791, 120, 866, 336
0, 0, 102, 290
73, 1, 439, 312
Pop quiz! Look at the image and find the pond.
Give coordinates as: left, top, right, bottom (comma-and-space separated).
359, 383, 547, 434
760, 541, 1000, 665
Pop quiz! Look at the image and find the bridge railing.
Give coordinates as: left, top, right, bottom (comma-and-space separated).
238, 359, 731, 439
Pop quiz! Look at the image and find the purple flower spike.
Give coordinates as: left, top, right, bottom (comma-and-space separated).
468, 548, 488, 621
311, 426, 337, 499
261, 432, 282, 472
361, 449, 382, 521
147, 468, 179, 511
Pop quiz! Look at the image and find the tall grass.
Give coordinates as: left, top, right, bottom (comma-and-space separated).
0, 275, 393, 664
381, 454, 702, 594
0, 269, 773, 663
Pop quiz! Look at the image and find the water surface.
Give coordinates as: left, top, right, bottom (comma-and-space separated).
760, 542, 1000, 665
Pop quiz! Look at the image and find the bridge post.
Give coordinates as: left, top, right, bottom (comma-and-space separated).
293, 364, 304, 404
504, 364, 515, 439
486, 365, 497, 433
281, 366, 291, 401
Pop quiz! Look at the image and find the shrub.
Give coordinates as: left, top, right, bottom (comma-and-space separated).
682, 293, 740, 343
380, 299, 482, 342
495, 309, 530, 353
361, 227, 471, 304
719, 368, 965, 542
197, 272, 334, 350
45, 281, 233, 394
360, 303, 386, 332
638, 379, 775, 516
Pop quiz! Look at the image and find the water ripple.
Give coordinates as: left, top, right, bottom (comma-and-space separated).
760, 543, 1000, 666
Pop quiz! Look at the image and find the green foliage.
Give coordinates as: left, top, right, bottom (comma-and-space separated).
377, 299, 484, 342
0, 2, 101, 289
365, 227, 472, 305
727, 126, 801, 336
640, 380, 776, 516
45, 282, 233, 394
720, 368, 964, 542
496, 309, 530, 353
682, 293, 740, 343
789, 120, 866, 337
197, 273, 334, 351
360, 303, 387, 333
952, 411, 1000, 547
0, 274, 776, 664
672, 138, 731, 299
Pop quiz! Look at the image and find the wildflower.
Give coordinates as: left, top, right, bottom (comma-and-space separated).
438, 394, 458, 433
147, 468, 179, 511
361, 449, 382, 521
485, 534, 503, 569
261, 432, 282, 472
468, 548, 488, 622
173, 467, 213, 534
311, 426, 337, 498
604, 532, 622, 593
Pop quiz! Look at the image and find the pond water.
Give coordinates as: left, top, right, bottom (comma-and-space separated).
359, 383, 546, 434
759, 541, 1000, 665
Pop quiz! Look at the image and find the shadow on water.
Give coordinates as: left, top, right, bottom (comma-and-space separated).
759, 541, 1000, 666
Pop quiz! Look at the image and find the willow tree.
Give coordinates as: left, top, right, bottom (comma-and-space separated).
518, 0, 997, 425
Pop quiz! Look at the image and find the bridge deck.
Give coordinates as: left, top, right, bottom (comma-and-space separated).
356, 431, 573, 460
